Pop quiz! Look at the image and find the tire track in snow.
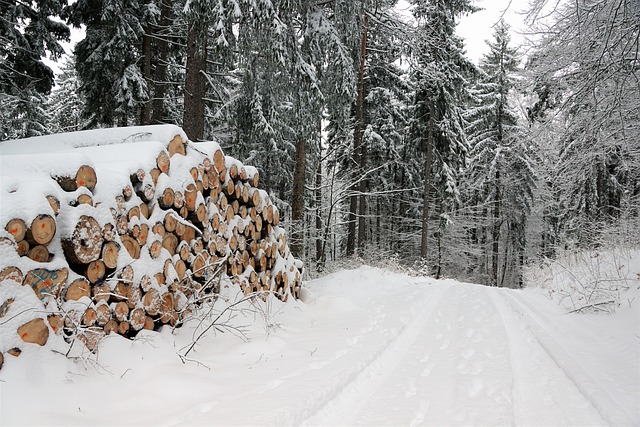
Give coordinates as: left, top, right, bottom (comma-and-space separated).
489, 289, 606, 426
295, 281, 453, 426
500, 290, 635, 426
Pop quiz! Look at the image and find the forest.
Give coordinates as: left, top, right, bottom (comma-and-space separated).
1, 0, 638, 288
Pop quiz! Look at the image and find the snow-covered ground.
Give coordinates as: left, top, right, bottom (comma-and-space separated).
1, 266, 638, 426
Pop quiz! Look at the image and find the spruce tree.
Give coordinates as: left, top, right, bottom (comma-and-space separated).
465, 22, 536, 287
409, 0, 477, 274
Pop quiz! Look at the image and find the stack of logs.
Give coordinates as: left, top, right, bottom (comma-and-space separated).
0, 126, 303, 358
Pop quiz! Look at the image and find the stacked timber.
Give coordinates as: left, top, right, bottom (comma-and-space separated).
0, 125, 303, 357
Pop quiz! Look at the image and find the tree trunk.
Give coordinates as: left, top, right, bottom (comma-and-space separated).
492, 170, 501, 287
183, 25, 206, 141
290, 137, 305, 258
347, 14, 369, 256
151, 0, 171, 124
140, 22, 152, 125
420, 99, 434, 259
315, 150, 323, 269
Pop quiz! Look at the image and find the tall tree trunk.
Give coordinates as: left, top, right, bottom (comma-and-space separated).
291, 137, 306, 258
420, 99, 434, 259
357, 140, 367, 250
315, 152, 323, 270
140, 26, 152, 125
492, 170, 501, 286
183, 26, 206, 141
346, 14, 368, 256
151, 0, 171, 124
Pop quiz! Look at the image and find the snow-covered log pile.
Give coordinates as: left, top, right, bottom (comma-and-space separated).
0, 125, 303, 359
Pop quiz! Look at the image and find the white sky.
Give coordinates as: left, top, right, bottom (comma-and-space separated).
396, 0, 528, 64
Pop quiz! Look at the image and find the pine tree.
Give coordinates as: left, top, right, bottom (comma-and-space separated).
0, 0, 69, 140
409, 0, 477, 275
67, 0, 147, 126
48, 57, 87, 132
465, 22, 536, 287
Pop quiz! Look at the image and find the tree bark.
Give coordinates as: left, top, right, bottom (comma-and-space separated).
151, 0, 171, 124
140, 20, 152, 125
347, 14, 369, 256
290, 137, 305, 258
492, 170, 501, 287
420, 100, 434, 259
183, 25, 206, 141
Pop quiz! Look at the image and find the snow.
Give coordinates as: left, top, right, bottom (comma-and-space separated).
1, 266, 637, 426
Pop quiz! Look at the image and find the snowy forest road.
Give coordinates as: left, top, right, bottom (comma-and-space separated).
2, 267, 638, 426
298, 280, 629, 426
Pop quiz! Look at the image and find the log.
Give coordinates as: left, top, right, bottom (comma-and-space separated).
118, 321, 130, 335
164, 211, 177, 233
78, 329, 102, 352
65, 278, 91, 301
121, 235, 141, 259
185, 184, 197, 211
16, 240, 30, 256
144, 316, 155, 330
47, 195, 60, 216
95, 303, 111, 326
104, 319, 118, 335
162, 233, 178, 255
143, 288, 161, 316
116, 214, 129, 235
85, 260, 106, 283
152, 221, 166, 237
47, 314, 63, 335
156, 150, 170, 174
62, 215, 104, 264
113, 282, 129, 300
103, 223, 116, 241
126, 285, 142, 309
102, 241, 120, 269
77, 193, 93, 206
130, 168, 146, 184
130, 307, 146, 331
8, 348, 21, 357
82, 307, 97, 327
0, 352, 3, 370
27, 245, 50, 263
114, 301, 129, 322
55, 164, 97, 192
149, 167, 162, 185
167, 134, 186, 157
136, 224, 149, 246
139, 203, 149, 220
93, 282, 111, 302
158, 187, 175, 209
213, 149, 225, 173
0, 298, 14, 318
23, 268, 68, 300
5, 218, 26, 242
127, 206, 140, 221
149, 239, 163, 259
17, 318, 49, 346
136, 182, 156, 202
120, 264, 134, 282
173, 190, 185, 209
25, 214, 56, 245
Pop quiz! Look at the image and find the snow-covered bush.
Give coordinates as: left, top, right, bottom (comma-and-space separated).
524, 247, 640, 314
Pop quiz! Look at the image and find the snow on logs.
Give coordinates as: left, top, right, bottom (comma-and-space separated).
0, 125, 303, 359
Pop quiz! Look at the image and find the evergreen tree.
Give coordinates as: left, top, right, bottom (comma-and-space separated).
0, 0, 69, 140
48, 57, 87, 132
409, 0, 477, 275
465, 22, 536, 286
67, 0, 148, 126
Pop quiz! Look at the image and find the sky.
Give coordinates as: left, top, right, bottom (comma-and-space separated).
396, 0, 528, 64
48, 0, 528, 74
